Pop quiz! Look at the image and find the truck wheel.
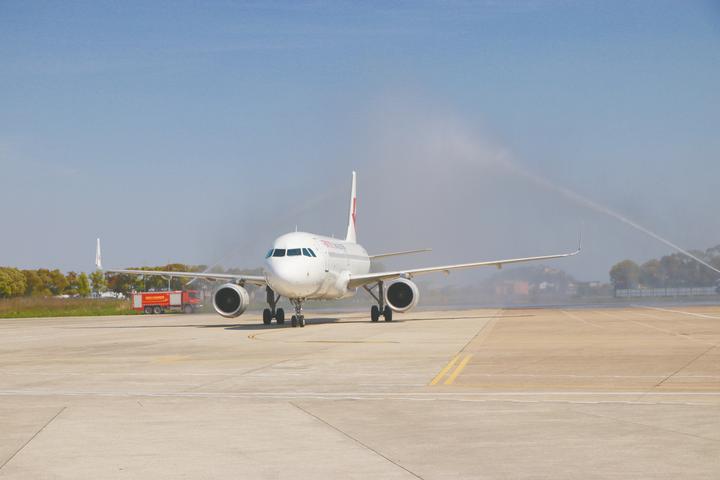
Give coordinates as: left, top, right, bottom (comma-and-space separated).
183, 305, 194, 314
153, 306, 163, 315
144, 306, 152, 314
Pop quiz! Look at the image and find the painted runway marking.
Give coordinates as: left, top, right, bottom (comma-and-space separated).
444, 354, 473, 385
429, 355, 460, 385
561, 310, 605, 329
0, 389, 719, 408
635, 305, 720, 319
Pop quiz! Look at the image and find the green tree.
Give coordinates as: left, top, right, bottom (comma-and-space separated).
65, 271, 79, 295
639, 259, 664, 288
77, 273, 91, 297
609, 260, 641, 290
90, 270, 107, 294
0, 267, 27, 298
47, 269, 69, 295
22, 270, 51, 296
660, 254, 687, 287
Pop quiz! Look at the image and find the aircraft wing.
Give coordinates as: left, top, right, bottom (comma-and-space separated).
101, 267, 267, 286
369, 248, 431, 260
94, 238, 266, 286
347, 248, 580, 290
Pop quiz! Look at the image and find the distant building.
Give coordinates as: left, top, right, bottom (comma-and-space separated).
495, 281, 530, 296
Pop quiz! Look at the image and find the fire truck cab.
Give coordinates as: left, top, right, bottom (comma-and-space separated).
132, 290, 203, 314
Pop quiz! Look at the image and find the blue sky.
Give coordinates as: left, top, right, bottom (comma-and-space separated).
1, 1, 719, 281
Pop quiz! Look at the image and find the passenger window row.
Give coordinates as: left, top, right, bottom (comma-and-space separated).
265, 248, 317, 258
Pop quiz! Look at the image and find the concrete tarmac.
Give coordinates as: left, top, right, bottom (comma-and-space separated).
0, 305, 718, 479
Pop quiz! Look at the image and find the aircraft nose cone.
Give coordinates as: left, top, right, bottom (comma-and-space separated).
267, 259, 314, 296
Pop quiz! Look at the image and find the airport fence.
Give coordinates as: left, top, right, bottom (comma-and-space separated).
615, 287, 719, 298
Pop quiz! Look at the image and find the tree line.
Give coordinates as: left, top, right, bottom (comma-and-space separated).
0, 268, 97, 298
0, 264, 264, 298
609, 244, 720, 290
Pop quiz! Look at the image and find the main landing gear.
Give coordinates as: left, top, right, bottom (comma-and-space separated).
364, 280, 393, 322
290, 299, 305, 328
262, 286, 285, 325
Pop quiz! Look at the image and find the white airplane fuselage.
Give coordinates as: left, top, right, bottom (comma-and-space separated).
265, 232, 370, 300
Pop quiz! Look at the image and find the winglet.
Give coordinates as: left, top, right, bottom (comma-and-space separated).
577, 226, 583, 254
95, 238, 103, 270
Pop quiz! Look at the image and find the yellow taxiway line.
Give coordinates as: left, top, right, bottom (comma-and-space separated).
430, 354, 474, 386
445, 354, 473, 385
430, 355, 461, 385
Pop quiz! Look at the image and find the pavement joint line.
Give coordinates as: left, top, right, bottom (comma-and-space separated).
0, 406, 66, 471
445, 373, 720, 379
444, 354, 473, 385
290, 402, 425, 480
627, 319, 715, 346
182, 358, 296, 392
570, 408, 720, 443
654, 343, 720, 388
457, 308, 502, 353
2, 390, 719, 397
22, 371, 715, 380
492, 343, 591, 377
427, 309, 502, 386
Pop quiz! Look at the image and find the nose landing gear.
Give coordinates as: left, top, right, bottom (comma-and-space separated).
290, 299, 305, 328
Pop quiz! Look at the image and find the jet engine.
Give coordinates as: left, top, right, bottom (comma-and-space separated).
384, 278, 419, 312
213, 283, 250, 318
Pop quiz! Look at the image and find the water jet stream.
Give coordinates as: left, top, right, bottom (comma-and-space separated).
501, 159, 720, 276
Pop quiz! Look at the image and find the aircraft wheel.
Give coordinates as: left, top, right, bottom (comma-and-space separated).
383, 306, 393, 322
291, 315, 298, 328
144, 306, 152, 314
370, 305, 380, 322
299, 315, 305, 328
276, 308, 285, 324
263, 308, 272, 325
153, 306, 163, 315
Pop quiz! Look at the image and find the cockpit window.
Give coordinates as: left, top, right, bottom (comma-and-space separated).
307, 248, 317, 257
272, 249, 286, 257
302, 248, 311, 257
265, 249, 274, 258
287, 248, 301, 256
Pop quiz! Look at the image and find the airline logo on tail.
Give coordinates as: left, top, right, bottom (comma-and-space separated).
351, 198, 357, 226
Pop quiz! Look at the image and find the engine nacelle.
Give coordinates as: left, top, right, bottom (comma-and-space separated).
384, 278, 419, 312
213, 283, 250, 318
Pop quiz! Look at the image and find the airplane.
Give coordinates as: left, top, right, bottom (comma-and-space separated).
96, 172, 580, 328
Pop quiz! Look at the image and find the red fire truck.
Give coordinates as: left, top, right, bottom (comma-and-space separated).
132, 290, 203, 314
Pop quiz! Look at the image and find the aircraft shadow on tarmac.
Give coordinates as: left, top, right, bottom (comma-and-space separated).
204, 317, 343, 330
65, 313, 533, 330
209, 314, 535, 330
